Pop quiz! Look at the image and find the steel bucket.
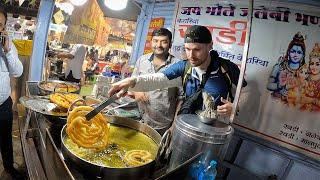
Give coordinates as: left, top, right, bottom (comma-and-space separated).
167, 114, 234, 171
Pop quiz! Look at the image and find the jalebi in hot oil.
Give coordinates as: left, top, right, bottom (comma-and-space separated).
66, 106, 110, 151
124, 150, 153, 167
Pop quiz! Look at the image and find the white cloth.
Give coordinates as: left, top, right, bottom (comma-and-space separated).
0, 41, 23, 105
65, 44, 86, 79
130, 73, 182, 92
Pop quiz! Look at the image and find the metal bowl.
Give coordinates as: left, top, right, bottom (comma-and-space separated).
38, 80, 80, 95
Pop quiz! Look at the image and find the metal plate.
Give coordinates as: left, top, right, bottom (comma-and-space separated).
20, 96, 67, 117
19, 96, 102, 117
38, 80, 80, 93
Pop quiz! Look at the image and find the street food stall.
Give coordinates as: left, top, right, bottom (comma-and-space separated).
13, 0, 320, 179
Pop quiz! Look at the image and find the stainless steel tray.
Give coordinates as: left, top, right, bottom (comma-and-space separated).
19, 96, 101, 117
20, 96, 67, 117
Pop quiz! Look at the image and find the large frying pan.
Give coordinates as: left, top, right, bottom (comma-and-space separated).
61, 115, 171, 180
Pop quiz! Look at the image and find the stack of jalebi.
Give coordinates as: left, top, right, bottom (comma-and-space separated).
124, 150, 153, 167
66, 106, 110, 151
49, 93, 82, 110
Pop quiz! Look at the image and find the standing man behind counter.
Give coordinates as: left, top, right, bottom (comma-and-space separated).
131, 28, 182, 135
57, 44, 86, 84
0, 8, 24, 179
109, 25, 247, 119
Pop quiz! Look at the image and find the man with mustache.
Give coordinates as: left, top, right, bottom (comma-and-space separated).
130, 28, 182, 135
109, 25, 246, 121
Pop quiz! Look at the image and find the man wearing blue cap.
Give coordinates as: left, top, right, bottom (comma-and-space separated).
108, 25, 246, 118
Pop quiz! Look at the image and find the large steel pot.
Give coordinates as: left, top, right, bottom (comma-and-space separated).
61, 116, 162, 180
167, 114, 234, 171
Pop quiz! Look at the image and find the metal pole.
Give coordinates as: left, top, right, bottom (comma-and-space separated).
128, 1, 148, 65
230, 0, 254, 123
129, 0, 156, 65
29, 0, 54, 81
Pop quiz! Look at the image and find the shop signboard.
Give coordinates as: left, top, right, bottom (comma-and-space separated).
63, 0, 102, 45
53, 10, 65, 24
143, 17, 165, 54
172, 0, 320, 160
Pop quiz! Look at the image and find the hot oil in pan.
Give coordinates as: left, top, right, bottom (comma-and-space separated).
63, 125, 158, 168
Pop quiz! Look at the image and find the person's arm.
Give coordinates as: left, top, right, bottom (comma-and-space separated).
130, 56, 149, 103
56, 52, 74, 59
108, 60, 186, 97
57, 45, 77, 59
108, 73, 181, 98
5, 41, 23, 77
132, 73, 181, 91
131, 60, 187, 91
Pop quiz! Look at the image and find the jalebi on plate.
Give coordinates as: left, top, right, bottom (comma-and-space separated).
49, 93, 82, 110
66, 106, 110, 151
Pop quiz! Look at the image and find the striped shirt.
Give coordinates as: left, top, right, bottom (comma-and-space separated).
132, 53, 182, 130
0, 41, 23, 105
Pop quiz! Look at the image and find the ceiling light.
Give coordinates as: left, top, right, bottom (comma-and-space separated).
104, 0, 128, 11
56, 2, 74, 15
70, 0, 87, 6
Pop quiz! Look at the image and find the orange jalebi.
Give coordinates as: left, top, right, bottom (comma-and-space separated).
49, 93, 82, 110
66, 106, 110, 151
124, 150, 153, 167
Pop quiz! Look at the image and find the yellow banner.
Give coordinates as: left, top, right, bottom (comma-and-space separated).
143, 17, 165, 54
63, 0, 103, 45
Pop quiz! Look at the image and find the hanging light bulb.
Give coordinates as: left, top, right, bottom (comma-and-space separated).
56, 2, 74, 15
104, 0, 128, 11
70, 0, 87, 6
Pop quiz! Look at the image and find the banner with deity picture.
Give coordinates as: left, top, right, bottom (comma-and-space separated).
172, 0, 320, 160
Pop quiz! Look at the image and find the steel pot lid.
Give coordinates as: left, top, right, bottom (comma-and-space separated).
175, 114, 233, 143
